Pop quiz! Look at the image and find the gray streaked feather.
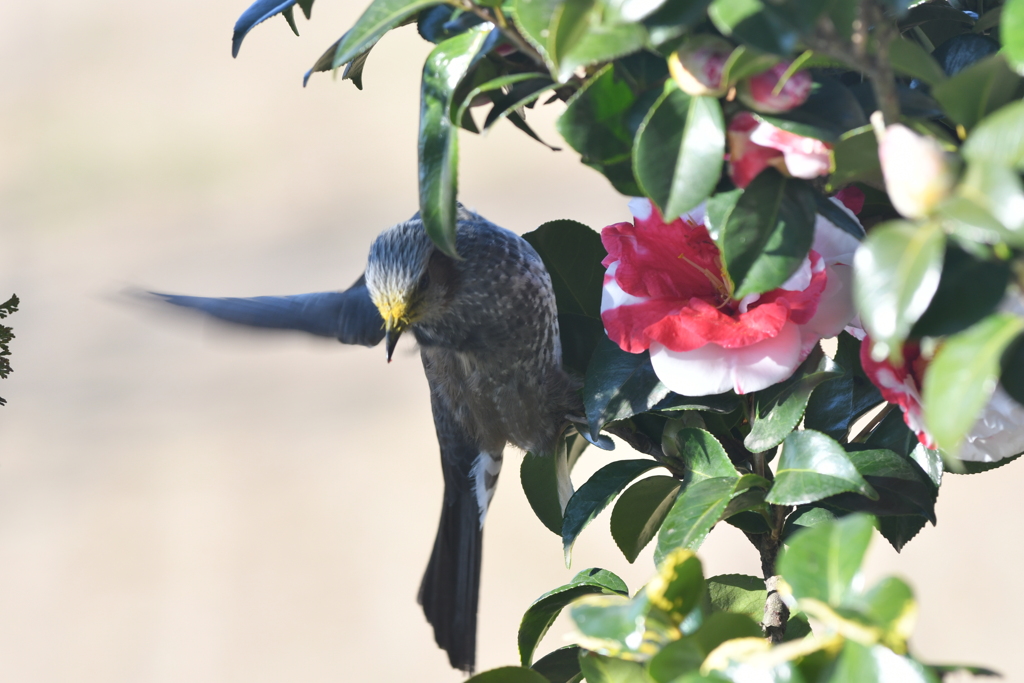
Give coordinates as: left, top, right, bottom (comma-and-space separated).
152, 275, 385, 347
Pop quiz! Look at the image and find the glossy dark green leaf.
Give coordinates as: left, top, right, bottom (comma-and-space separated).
927, 663, 1001, 677
767, 430, 877, 505
556, 22, 649, 84
824, 448, 937, 523
232, 0, 313, 57
862, 406, 917, 458
951, 452, 1023, 473
557, 64, 636, 165
522, 438, 574, 535
578, 652, 653, 683
718, 170, 817, 299
563, 459, 663, 563
777, 512, 875, 608
877, 514, 929, 552
830, 642, 937, 683
583, 336, 671, 440
933, 55, 1021, 131
923, 313, 1024, 452
760, 79, 869, 143
656, 475, 768, 562
523, 219, 604, 319
706, 574, 765, 621
419, 28, 491, 258
804, 332, 883, 441
830, 127, 883, 190
484, 77, 560, 131
663, 427, 736, 484
519, 568, 629, 666
531, 646, 583, 683
634, 87, 725, 221
745, 348, 841, 453
611, 476, 681, 563
911, 244, 1010, 338
853, 220, 945, 362
813, 191, 865, 239
467, 667, 554, 683
888, 38, 947, 85
332, 0, 441, 68
781, 504, 839, 540
524, 219, 606, 374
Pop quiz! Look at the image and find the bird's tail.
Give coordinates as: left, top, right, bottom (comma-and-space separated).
418, 490, 482, 674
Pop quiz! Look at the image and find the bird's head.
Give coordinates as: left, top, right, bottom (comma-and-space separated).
364, 218, 456, 362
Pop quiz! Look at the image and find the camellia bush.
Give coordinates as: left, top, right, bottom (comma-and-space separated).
223, 0, 1024, 679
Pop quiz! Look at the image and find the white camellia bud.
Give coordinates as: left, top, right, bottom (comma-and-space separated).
668, 36, 733, 98
874, 113, 958, 219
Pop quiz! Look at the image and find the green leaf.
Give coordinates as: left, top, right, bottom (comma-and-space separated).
583, 336, 671, 440
467, 667, 554, 683
767, 430, 877, 505
777, 512, 875, 608
524, 218, 606, 374
1003, 0, 1024, 74
956, 161, 1024, 239
706, 574, 765, 621
419, 28, 492, 258
824, 448, 937, 523
611, 476, 682, 563
932, 55, 1021, 130
484, 77, 560, 131
813, 191, 865, 239
857, 576, 915, 634
557, 63, 637, 162
888, 38, 947, 85
804, 332, 882, 441
634, 87, 725, 221
829, 126, 883, 190
690, 612, 763, 654
830, 642, 938, 683
853, 220, 945, 361
556, 22, 649, 84
523, 220, 604, 318
563, 459, 663, 564
718, 169, 817, 299
646, 548, 706, 625
708, 0, 798, 55
647, 639, 705, 682
232, 0, 315, 57
927, 663, 1001, 678
781, 504, 839, 540
332, 0, 441, 67
962, 99, 1024, 170
654, 391, 740, 414
923, 313, 1024, 452
531, 646, 583, 683
663, 427, 736, 484
911, 243, 1010, 337
745, 348, 841, 453
578, 652, 653, 683
522, 437, 575, 535
656, 475, 768, 562
877, 514, 928, 552
519, 568, 629, 666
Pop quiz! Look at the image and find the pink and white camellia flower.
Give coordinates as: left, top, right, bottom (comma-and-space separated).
728, 112, 832, 188
600, 198, 861, 396
860, 338, 1024, 462
737, 61, 813, 114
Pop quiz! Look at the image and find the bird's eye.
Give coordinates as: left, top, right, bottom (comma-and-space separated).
417, 272, 431, 292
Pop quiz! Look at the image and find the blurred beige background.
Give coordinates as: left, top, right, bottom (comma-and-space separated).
0, 1, 1021, 681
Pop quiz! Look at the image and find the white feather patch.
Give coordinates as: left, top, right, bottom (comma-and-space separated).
470, 452, 503, 528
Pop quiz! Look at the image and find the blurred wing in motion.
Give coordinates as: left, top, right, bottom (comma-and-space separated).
152, 275, 385, 347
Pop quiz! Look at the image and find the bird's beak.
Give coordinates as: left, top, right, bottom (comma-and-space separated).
376, 296, 412, 363
385, 325, 401, 363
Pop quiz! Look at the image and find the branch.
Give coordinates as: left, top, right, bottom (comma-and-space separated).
747, 504, 792, 643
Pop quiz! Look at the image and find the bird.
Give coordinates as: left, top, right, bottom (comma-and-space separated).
152, 205, 582, 673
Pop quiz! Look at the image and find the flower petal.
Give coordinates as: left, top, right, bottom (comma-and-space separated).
959, 386, 1024, 462
649, 321, 803, 395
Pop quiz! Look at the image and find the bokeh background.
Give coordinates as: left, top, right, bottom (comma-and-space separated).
0, 1, 1021, 681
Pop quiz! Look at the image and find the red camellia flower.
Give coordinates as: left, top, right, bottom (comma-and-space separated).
727, 112, 832, 188
600, 198, 861, 396
860, 337, 1024, 461
737, 62, 812, 113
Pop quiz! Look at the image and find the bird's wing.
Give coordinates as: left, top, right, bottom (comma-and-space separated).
151, 275, 385, 347
418, 379, 500, 674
